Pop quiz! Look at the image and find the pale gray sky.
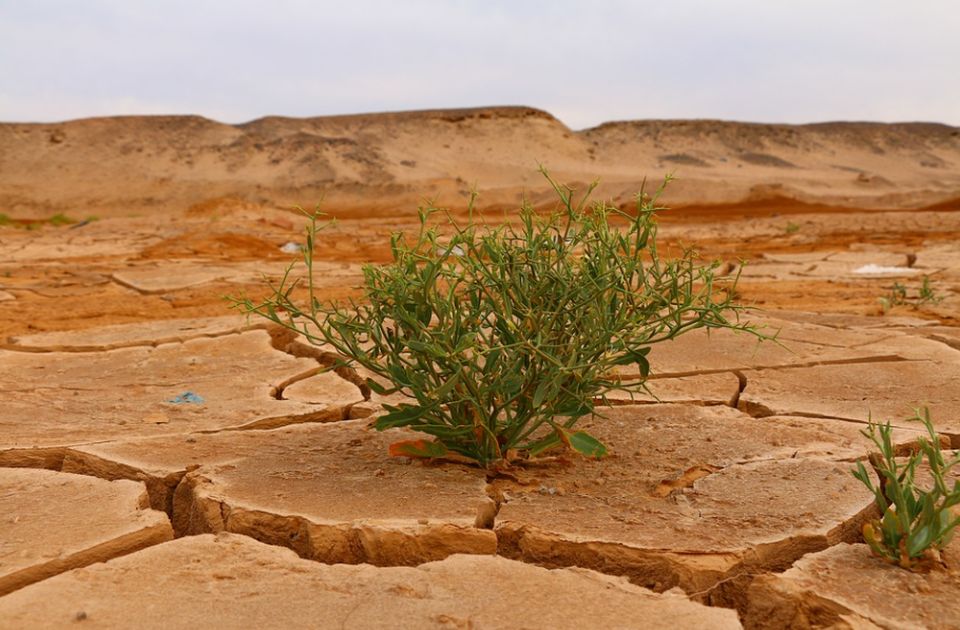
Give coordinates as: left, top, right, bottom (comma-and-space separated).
1, 0, 957, 129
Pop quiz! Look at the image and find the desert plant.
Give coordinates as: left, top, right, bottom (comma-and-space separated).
234, 170, 759, 467
888, 281, 908, 305
918, 276, 943, 306
878, 281, 908, 313
784, 222, 800, 235
48, 213, 76, 226
853, 408, 960, 569
879, 277, 943, 313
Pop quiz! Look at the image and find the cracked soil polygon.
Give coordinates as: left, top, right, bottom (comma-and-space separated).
4, 315, 260, 351
64, 421, 497, 564
492, 405, 875, 609
739, 361, 960, 440
0, 533, 742, 629
744, 542, 960, 629
0, 467, 172, 596
0, 330, 363, 450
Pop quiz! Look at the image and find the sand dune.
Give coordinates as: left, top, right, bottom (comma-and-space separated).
1, 106, 959, 218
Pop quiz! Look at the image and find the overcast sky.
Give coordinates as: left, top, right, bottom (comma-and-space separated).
2, 1, 957, 129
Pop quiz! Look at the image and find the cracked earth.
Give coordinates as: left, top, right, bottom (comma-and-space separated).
1, 199, 959, 629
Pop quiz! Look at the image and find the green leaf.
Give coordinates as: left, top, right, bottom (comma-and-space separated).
374, 404, 430, 430
907, 524, 934, 558
557, 428, 608, 459
554, 399, 593, 418
386, 364, 412, 388
407, 339, 445, 359
524, 433, 563, 457
433, 368, 462, 399
454, 333, 475, 354
532, 375, 561, 408
612, 346, 650, 369
881, 504, 901, 540
484, 347, 502, 372
365, 378, 390, 395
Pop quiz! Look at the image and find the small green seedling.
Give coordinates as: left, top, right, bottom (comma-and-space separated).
784, 222, 800, 235
47, 213, 76, 226
880, 277, 944, 313
234, 170, 761, 467
853, 408, 960, 570
918, 276, 943, 306
878, 282, 909, 314
888, 281, 908, 305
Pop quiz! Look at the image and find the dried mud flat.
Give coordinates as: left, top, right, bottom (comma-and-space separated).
2, 110, 960, 628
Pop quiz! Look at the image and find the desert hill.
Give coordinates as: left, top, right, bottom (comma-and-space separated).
1, 106, 959, 219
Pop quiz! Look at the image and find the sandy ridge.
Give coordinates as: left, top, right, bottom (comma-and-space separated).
2, 106, 959, 219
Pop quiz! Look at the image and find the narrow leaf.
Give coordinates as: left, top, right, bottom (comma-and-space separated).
365, 377, 390, 396
374, 404, 429, 430
557, 428, 608, 459
907, 524, 934, 558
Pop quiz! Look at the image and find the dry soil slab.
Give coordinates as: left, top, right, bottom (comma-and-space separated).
643, 317, 897, 375
63, 420, 496, 565
920, 326, 960, 352
0, 468, 172, 596
739, 360, 960, 441
0, 330, 363, 454
0, 219, 168, 263
769, 310, 937, 331
3, 315, 261, 351
607, 372, 742, 406
739, 257, 936, 283
0, 533, 741, 629
111, 259, 360, 294
492, 405, 878, 609
744, 543, 960, 629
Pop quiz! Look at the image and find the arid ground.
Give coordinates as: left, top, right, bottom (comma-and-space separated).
1, 107, 959, 628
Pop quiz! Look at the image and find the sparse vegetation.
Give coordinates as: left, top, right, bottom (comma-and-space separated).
234, 171, 760, 467
47, 213, 76, 226
879, 277, 943, 313
784, 222, 801, 234
853, 408, 960, 570
918, 276, 944, 306
879, 281, 909, 313
0, 213, 93, 229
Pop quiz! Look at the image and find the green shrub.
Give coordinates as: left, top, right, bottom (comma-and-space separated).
853, 408, 960, 569
234, 171, 759, 467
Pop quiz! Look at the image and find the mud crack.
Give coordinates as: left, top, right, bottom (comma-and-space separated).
267, 325, 371, 399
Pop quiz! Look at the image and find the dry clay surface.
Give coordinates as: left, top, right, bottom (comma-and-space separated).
745, 542, 960, 629
1, 166, 960, 627
0, 534, 740, 629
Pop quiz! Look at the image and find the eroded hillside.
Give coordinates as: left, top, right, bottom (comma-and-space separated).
2, 107, 959, 219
